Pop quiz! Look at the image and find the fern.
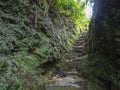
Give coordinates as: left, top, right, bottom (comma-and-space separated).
50, 0, 88, 27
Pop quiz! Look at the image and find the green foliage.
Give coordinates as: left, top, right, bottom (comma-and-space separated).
51, 0, 89, 28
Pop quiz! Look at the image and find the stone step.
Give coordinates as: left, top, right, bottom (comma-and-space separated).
71, 49, 84, 53
66, 62, 80, 68
74, 43, 84, 46
70, 45, 83, 49
74, 43, 83, 46
82, 31, 88, 34
80, 36, 86, 39
67, 59, 82, 63
77, 38, 85, 41
74, 40, 85, 44
80, 34, 86, 37
77, 38, 85, 42
69, 53, 82, 57
73, 46, 83, 49
70, 53, 83, 58
71, 52, 83, 55
62, 71, 78, 76
73, 57, 82, 61
82, 33, 87, 35
77, 37, 85, 40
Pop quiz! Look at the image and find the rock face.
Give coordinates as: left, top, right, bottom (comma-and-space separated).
0, 0, 85, 90
79, 0, 120, 90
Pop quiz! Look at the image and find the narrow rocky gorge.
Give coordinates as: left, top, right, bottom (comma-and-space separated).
1, 0, 120, 90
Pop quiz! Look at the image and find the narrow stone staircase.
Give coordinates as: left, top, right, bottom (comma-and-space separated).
48, 30, 88, 90
65, 30, 87, 73
64, 30, 88, 90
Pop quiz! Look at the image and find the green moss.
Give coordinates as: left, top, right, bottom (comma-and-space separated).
0, 0, 88, 89
79, 0, 120, 90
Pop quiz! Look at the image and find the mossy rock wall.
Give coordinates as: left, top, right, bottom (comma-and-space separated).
79, 0, 120, 90
0, 0, 80, 89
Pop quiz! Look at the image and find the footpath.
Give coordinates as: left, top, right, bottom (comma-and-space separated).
48, 30, 88, 90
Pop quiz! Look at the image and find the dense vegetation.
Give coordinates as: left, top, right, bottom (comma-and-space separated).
0, 0, 88, 89
79, 0, 120, 90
